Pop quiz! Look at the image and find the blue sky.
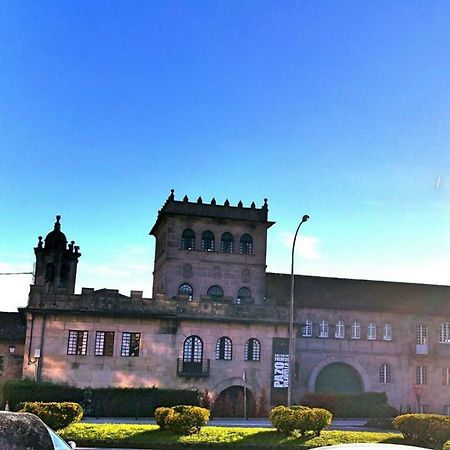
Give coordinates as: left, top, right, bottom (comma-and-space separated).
1, 1, 449, 311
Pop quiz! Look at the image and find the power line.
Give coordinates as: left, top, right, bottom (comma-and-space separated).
0, 272, 33, 276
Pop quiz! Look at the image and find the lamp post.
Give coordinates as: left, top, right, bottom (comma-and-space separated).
287, 215, 309, 406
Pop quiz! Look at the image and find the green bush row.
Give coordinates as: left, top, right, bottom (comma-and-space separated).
393, 414, 450, 450
18, 401, 83, 430
301, 392, 387, 418
4, 380, 200, 417
155, 405, 210, 435
269, 405, 332, 436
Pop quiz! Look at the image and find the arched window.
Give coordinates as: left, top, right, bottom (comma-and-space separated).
240, 234, 253, 255
439, 323, 450, 343
207, 285, 224, 301
244, 338, 261, 361
216, 336, 232, 360
319, 320, 328, 338
201, 230, 215, 252
181, 229, 195, 250
368, 322, 377, 340
220, 232, 234, 253
183, 335, 203, 363
383, 323, 392, 341
351, 321, 361, 339
335, 320, 345, 339
178, 283, 193, 301
236, 287, 252, 304
379, 364, 391, 383
302, 319, 313, 337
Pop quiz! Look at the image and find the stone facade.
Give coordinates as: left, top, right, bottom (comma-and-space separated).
18, 191, 450, 415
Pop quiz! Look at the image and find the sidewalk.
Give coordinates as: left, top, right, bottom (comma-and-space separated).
82, 416, 370, 430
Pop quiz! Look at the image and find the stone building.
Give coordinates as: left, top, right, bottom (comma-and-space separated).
19, 191, 450, 414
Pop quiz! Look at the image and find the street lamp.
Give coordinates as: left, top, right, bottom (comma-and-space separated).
287, 215, 309, 406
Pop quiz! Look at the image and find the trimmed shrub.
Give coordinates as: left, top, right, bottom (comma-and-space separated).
393, 414, 450, 450
18, 401, 83, 430
4, 380, 200, 417
301, 392, 387, 418
269, 405, 332, 436
366, 404, 398, 429
155, 405, 210, 435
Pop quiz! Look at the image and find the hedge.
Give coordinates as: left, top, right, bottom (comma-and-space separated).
301, 392, 387, 418
4, 380, 200, 417
155, 405, 210, 435
18, 401, 83, 430
393, 414, 450, 450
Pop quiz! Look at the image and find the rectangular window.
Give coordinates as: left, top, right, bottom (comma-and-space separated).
121, 332, 140, 357
416, 365, 427, 385
443, 367, 450, 386
0, 356, 4, 376
302, 320, 312, 337
416, 325, 428, 345
95, 331, 115, 356
67, 330, 88, 355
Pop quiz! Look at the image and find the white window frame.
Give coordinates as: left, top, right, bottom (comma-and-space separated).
416, 325, 428, 345
383, 323, 392, 341
416, 365, 427, 385
335, 320, 345, 339
351, 321, 361, 340
319, 320, 328, 338
379, 364, 391, 383
367, 322, 377, 340
439, 323, 450, 343
302, 319, 312, 337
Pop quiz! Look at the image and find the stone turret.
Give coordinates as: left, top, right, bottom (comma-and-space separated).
33, 216, 81, 294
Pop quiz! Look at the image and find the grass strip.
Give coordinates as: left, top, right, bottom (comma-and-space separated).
59, 423, 405, 449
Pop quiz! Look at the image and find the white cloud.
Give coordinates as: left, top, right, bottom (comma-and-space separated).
280, 231, 322, 260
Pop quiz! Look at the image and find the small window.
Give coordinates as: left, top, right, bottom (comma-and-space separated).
216, 336, 232, 360
380, 364, 391, 383
121, 332, 140, 357
183, 335, 203, 362
302, 319, 312, 337
236, 287, 251, 304
201, 230, 215, 252
95, 331, 115, 356
443, 367, 450, 386
416, 365, 427, 385
220, 232, 234, 253
181, 229, 195, 250
416, 325, 428, 345
319, 320, 328, 338
367, 322, 377, 340
245, 338, 261, 361
207, 285, 224, 301
351, 321, 361, 339
178, 283, 193, 301
240, 234, 253, 255
335, 320, 345, 339
439, 323, 450, 343
67, 330, 88, 355
383, 323, 392, 341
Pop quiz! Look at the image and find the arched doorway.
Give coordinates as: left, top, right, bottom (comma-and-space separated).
315, 363, 362, 393
213, 386, 256, 417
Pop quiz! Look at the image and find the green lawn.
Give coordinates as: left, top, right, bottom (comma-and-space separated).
59, 423, 406, 449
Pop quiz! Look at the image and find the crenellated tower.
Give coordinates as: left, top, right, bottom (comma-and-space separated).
33, 215, 81, 294
150, 190, 274, 305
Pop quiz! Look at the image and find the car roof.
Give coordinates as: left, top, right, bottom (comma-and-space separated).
0, 411, 54, 450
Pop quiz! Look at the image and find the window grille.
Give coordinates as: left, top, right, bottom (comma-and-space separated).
216, 337, 232, 360
240, 234, 253, 255
335, 320, 345, 339
351, 321, 361, 339
367, 322, 377, 340
95, 331, 115, 356
67, 330, 88, 355
121, 332, 140, 357
319, 320, 328, 338
302, 319, 312, 337
379, 364, 391, 383
244, 338, 261, 361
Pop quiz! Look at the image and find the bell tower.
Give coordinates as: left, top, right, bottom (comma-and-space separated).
33, 215, 81, 294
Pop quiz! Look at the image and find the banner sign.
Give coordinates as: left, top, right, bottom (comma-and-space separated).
270, 337, 289, 404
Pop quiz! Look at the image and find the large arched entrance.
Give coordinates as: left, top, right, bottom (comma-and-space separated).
315, 362, 362, 393
213, 386, 256, 417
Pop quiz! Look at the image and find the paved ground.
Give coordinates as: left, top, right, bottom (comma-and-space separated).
82, 416, 369, 430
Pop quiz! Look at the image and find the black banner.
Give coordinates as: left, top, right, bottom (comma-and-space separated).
270, 337, 289, 405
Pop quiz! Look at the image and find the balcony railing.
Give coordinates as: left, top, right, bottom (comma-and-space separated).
177, 358, 210, 378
